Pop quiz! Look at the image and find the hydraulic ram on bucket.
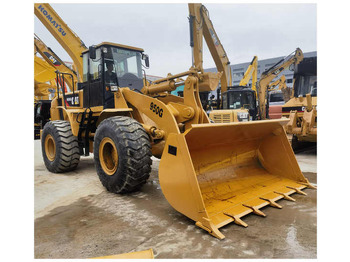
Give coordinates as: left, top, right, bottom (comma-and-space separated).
159, 119, 315, 239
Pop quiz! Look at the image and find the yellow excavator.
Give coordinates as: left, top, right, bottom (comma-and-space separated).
257, 49, 304, 120
36, 3, 315, 239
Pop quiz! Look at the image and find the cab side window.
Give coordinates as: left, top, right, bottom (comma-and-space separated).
89, 48, 101, 81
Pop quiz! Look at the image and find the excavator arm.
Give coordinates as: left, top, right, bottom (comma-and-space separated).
257, 48, 304, 119
34, 3, 87, 82
267, 75, 286, 91
188, 4, 232, 94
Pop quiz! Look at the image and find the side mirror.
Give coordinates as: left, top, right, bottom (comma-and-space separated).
142, 54, 150, 68
89, 46, 96, 60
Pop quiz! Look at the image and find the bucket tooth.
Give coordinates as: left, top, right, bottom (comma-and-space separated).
224, 213, 248, 227
195, 220, 225, 240
242, 204, 266, 217
260, 197, 282, 209
298, 180, 317, 189
287, 186, 307, 196
274, 191, 296, 202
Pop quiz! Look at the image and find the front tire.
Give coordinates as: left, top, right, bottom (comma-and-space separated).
94, 116, 152, 193
41, 120, 80, 173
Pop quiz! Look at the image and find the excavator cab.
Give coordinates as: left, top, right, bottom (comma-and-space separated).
223, 86, 258, 120
79, 42, 148, 108
210, 86, 257, 122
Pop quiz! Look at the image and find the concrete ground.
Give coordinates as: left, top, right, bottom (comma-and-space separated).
34, 141, 317, 259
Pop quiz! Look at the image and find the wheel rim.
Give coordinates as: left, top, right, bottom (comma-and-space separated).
45, 134, 56, 161
99, 137, 119, 176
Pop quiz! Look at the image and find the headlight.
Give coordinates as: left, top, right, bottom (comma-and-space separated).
110, 85, 119, 92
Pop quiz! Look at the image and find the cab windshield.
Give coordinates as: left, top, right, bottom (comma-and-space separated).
227, 91, 255, 110
104, 46, 144, 90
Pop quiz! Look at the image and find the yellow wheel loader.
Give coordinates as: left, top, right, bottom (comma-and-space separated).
36, 3, 315, 240
41, 42, 315, 239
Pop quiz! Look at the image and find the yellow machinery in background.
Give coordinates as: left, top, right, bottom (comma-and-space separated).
35, 34, 78, 91
268, 75, 287, 92
188, 3, 253, 122
209, 56, 259, 122
256, 48, 304, 119
36, 3, 315, 240
188, 4, 302, 123
34, 34, 79, 139
239, 55, 258, 95
268, 75, 294, 103
210, 48, 303, 122
34, 56, 56, 98
34, 3, 87, 82
34, 43, 57, 139
282, 56, 317, 148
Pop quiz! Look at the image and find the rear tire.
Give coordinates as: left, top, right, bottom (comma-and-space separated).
94, 116, 152, 193
41, 120, 80, 173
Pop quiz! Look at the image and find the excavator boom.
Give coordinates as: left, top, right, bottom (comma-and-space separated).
34, 3, 87, 82
189, 4, 232, 93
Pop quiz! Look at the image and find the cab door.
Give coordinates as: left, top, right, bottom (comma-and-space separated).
82, 49, 104, 108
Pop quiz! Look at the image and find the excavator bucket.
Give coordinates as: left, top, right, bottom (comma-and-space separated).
159, 119, 315, 239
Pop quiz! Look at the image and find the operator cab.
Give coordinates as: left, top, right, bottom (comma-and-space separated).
222, 86, 258, 120
80, 42, 149, 108
293, 57, 317, 98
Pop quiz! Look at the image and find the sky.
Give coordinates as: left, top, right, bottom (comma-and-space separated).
34, 3, 316, 78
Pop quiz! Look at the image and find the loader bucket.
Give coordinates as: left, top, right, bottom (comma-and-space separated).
158, 119, 315, 239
